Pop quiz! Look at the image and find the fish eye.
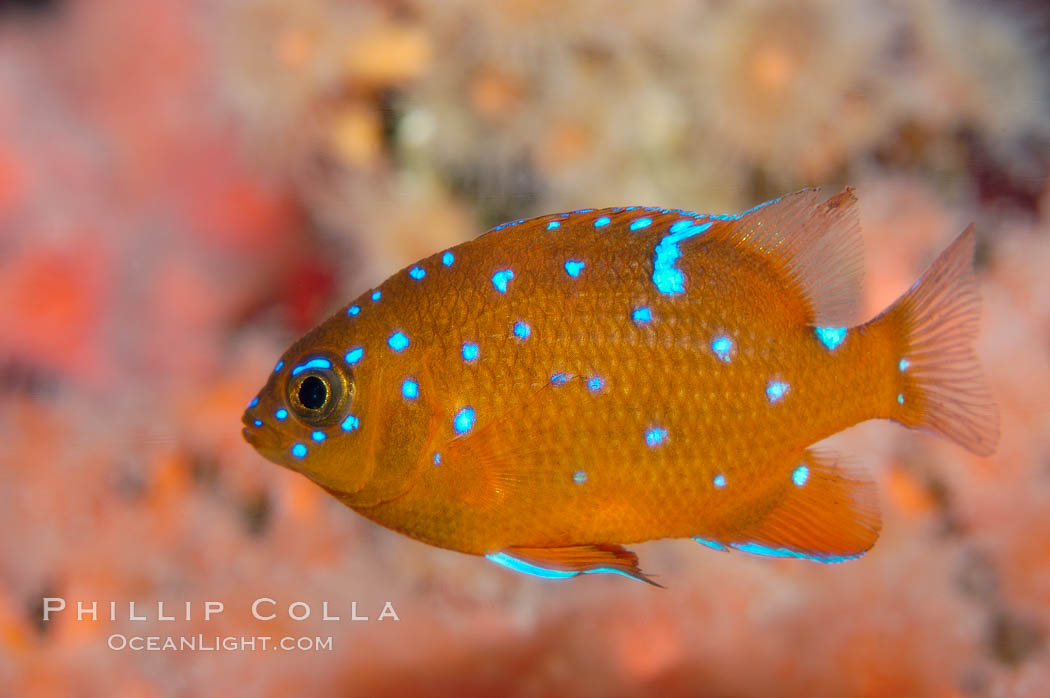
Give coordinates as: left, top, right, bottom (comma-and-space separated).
299, 376, 328, 410
286, 360, 353, 427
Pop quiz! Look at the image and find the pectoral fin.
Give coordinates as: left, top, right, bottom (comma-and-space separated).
487, 544, 663, 587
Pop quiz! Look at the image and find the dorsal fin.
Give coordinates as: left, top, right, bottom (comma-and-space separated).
717, 188, 865, 326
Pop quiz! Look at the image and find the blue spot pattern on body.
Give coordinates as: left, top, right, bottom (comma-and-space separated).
492, 269, 514, 293
454, 407, 476, 434
632, 307, 652, 324
345, 347, 363, 365
372, 290, 381, 301
564, 260, 585, 277
341, 415, 359, 431
442, 251, 454, 266
766, 381, 789, 403
409, 266, 426, 280
312, 431, 326, 442
711, 335, 732, 362
388, 332, 410, 352
587, 376, 604, 392
513, 321, 531, 339
792, 464, 809, 486
274, 360, 284, 372
630, 217, 652, 231
291, 443, 307, 458
815, 327, 847, 350
347, 305, 360, 316
275, 409, 288, 420
462, 343, 479, 361
713, 473, 727, 488
402, 379, 419, 399
645, 427, 668, 447
652, 221, 713, 295
291, 358, 331, 376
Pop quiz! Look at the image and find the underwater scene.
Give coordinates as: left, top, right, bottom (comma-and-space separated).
1, 0, 1049, 696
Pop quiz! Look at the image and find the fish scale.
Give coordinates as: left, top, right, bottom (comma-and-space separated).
242, 188, 998, 585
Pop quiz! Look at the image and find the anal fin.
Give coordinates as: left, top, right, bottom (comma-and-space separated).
487, 544, 663, 587
722, 449, 881, 563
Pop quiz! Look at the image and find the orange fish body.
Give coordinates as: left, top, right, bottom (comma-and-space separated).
242, 189, 998, 584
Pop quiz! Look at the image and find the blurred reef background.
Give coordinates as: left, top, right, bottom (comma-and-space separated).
1, 0, 1049, 695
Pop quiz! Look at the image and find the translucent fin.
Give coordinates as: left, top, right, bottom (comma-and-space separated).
884, 225, 1000, 456
719, 188, 865, 326
487, 544, 662, 587
726, 450, 881, 563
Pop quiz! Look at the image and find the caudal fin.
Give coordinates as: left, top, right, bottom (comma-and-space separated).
884, 225, 999, 456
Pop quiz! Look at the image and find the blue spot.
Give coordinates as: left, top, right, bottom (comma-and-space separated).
645, 427, 668, 447
409, 266, 426, 280
433, 452, 442, 466
461, 342, 479, 362
442, 251, 454, 266
652, 221, 713, 295
629, 217, 652, 231
371, 290, 381, 301
341, 415, 359, 432
491, 269, 514, 293
345, 347, 363, 365
669, 220, 692, 233
766, 380, 789, 403
513, 321, 531, 339
695, 538, 729, 552
275, 409, 288, 420
792, 464, 810, 486
564, 260, 585, 277
632, 307, 652, 324
291, 358, 332, 376
573, 470, 588, 484
815, 327, 848, 350
388, 332, 409, 352
711, 335, 733, 362
899, 358, 909, 371
713, 473, 727, 489
550, 373, 570, 385
402, 379, 419, 399
454, 407, 475, 434
594, 217, 611, 228
897, 393, 904, 405
485, 552, 635, 580
729, 541, 861, 564
274, 360, 284, 373
347, 305, 360, 316
291, 443, 307, 458
587, 376, 604, 392
248, 397, 259, 408
252, 419, 263, 427
311, 431, 326, 442
547, 221, 560, 230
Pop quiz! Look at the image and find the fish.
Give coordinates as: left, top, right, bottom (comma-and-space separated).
241, 188, 999, 586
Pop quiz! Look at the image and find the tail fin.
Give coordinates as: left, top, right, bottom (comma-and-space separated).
884, 225, 999, 456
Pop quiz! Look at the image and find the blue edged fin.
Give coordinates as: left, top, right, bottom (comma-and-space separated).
700, 449, 880, 564
486, 544, 663, 587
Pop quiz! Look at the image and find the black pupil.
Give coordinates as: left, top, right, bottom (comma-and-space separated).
299, 376, 328, 410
